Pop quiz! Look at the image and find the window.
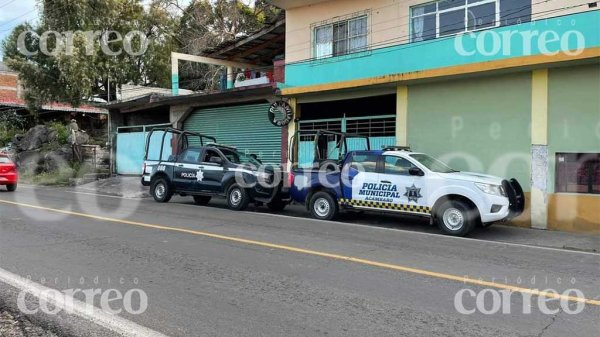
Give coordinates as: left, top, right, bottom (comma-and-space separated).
314, 15, 368, 58
0, 157, 11, 164
556, 153, 600, 194
383, 156, 416, 175
181, 149, 202, 163
202, 149, 222, 164
411, 0, 499, 42
349, 153, 378, 173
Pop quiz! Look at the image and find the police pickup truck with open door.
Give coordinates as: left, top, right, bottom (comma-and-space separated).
289, 131, 524, 236
142, 128, 289, 211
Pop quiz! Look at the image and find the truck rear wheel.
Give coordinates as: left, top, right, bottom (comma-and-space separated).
226, 183, 250, 211
435, 200, 476, 236
151, 178, 172, 203
309, 192, 338, 220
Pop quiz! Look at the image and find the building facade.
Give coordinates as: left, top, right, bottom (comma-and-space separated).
271, 0, 600, 232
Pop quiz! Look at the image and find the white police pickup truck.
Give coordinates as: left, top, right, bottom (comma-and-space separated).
289, 147, 525, 236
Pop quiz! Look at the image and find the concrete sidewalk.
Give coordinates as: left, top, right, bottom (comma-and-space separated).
74, 176, 150, 199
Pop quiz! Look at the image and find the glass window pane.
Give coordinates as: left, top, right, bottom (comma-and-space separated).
439, 9, 465, 36
333, 21, 348, 56
467, 2, 496, 30
349, 17, 367, 37
412, 14, 436, 41
438, 0, 466, 11
383, 156, 416, 175
350, 154, 378, 173
315, 25, 333, 58
413, 3, 437, 15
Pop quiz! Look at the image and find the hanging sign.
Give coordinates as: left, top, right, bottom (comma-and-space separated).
268, 100, 293, 127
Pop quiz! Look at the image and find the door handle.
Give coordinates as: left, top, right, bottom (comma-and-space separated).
381, 180, 392, 184
198, 166, 204, 169
177, 164, 184, 167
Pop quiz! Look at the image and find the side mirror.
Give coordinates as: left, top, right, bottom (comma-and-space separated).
209, 156, 223, 164
409, 167, 424, 176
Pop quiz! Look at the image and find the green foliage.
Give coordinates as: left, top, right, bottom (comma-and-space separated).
1, 0, 175, 109
0, 110, 26, 146
174, 0, 281, 90
47, 122, 69, 145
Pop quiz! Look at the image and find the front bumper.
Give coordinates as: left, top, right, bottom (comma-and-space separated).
0, 173, 18, 185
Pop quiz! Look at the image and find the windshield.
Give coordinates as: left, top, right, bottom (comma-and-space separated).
409, 154, 458, 173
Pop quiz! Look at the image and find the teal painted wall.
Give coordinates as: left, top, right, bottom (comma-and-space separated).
408, 72, 532, 189
548, 63, 600, 193
284, 11, 600, 89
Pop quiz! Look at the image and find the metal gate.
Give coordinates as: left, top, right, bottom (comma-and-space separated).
298, 115, 396, 167
183, 103, 282, 163
115, 123, 172, 175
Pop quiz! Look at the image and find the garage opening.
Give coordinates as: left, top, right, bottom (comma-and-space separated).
297, 94, 396, 166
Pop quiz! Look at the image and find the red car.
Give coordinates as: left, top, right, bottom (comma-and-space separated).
0, 154, 18, 192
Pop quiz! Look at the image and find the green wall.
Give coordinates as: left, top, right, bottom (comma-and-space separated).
548, 64, 600, 193
408, 72, 532, 190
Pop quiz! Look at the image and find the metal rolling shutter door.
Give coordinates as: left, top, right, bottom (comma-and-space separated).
183, 103, 282, 163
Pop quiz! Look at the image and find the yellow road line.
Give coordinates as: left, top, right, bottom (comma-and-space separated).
1, 198, 599, 306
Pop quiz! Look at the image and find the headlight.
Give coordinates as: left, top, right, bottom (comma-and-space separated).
475, 183, 506, 197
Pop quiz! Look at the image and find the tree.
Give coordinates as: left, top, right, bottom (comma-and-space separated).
1, 0, 176, 113
173, 0, 280, 91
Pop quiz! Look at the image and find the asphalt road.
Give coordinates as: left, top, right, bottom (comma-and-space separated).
0, 186, 598, 337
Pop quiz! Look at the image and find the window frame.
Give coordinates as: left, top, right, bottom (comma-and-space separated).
313, 14, 369, 59
410, 0, 500, 42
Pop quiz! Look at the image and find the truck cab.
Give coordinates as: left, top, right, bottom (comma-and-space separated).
142, 128, 289, 211
290, 144, 524, 236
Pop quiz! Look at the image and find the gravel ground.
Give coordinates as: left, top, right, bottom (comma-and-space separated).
0, 310, 58, 337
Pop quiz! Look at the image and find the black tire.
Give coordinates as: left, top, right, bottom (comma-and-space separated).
435, 200, 477, 236
151, 178, 172, 203
267, 198, 287, 212
193, 195, 211, 205
6, 184, 16, 192
226, 183, 250, 211
309, 191, 339, 220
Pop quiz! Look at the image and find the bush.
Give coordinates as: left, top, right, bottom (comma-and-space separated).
0, 110, 26, 147
48, 122, 69, 145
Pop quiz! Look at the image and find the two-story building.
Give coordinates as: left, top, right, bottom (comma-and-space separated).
271, 0, 600, 232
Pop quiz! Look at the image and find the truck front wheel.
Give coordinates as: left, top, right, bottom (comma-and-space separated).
226, 183, 250, 211
435, 200, 476, 236
309, 192, 339, 220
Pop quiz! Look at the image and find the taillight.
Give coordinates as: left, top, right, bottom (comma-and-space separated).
287, 171, 295, 187
142, 163, 147, 174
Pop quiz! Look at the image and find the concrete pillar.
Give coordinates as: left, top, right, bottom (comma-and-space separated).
531, 69, 549, 229
171, 56, 179, 96
396, 85, 408, 146
227, 66, 235, 89
287, 97, 299, 170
